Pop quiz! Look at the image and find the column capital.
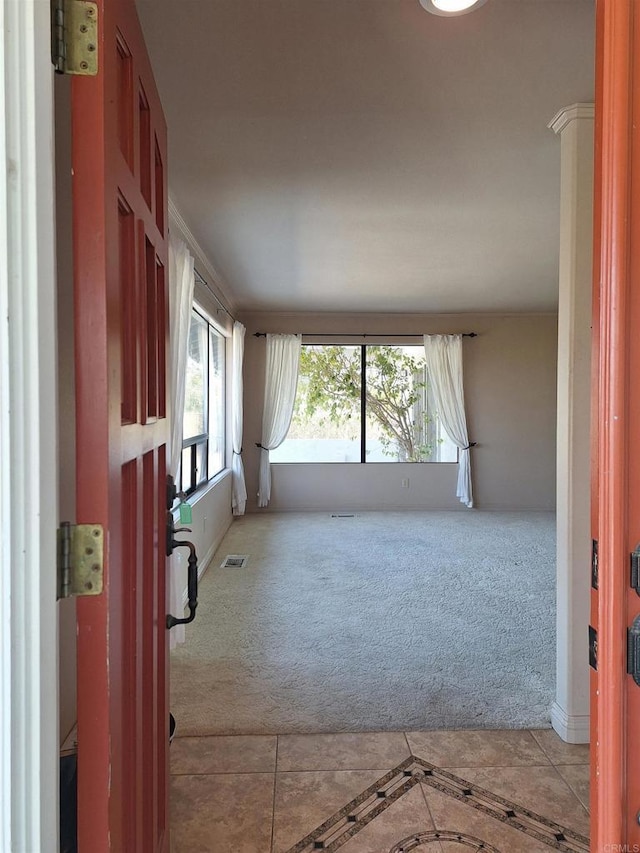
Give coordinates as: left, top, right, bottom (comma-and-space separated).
548, 102, 595, 135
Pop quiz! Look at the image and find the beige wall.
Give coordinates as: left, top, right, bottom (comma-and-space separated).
240, 312, 558, 512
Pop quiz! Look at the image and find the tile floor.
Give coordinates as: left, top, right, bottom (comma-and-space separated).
169, 728, 590, 853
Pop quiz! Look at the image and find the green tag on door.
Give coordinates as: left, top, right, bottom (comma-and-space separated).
179, 502, 193, 525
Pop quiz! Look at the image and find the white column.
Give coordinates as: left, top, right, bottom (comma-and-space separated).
548, 103, 594, 743
0, 0, 59, 848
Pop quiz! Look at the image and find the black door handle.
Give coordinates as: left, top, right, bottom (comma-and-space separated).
166, 508, 199, 629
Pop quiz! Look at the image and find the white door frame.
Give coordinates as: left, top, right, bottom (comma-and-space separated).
0, 1, 59, 849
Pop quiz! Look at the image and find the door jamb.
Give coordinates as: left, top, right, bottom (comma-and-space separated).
0, 0, 59, 849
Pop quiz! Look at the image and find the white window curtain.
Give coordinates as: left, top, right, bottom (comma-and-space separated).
231, 321, 248, 515
257, 334, 302, 507
168, 235, 195, 647
423, 334, 474, 508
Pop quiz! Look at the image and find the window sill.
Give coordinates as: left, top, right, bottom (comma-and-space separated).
172, 468, 232, 518
270, 460, 459, 466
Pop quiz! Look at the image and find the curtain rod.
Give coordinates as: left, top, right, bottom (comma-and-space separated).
194, 269, 237, 323
253, 332, 477, 338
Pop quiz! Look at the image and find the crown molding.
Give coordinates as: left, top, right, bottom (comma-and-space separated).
168, 195, 237, 313
548, 103, 595, 135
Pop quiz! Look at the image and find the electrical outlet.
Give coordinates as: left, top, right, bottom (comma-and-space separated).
401, 478, 410, 488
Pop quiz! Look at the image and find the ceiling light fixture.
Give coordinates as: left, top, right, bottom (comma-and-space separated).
419, 0, 488, 16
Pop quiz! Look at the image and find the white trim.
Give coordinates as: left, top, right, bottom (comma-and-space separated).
548, 103, 595, 136
550, 103, 593, 753
0, 0, 59, 849
551, 702, 590, 745
168, 195, 237, 315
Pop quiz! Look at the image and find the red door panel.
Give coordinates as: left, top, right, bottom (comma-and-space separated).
72, 1, 169, 849
591, 0, 640, 846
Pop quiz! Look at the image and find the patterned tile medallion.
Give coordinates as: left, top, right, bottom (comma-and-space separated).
285, 756, 590, 853
389, 832, 501, 851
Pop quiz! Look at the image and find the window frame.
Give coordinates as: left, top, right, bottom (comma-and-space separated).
272, 342, 458, 465
180, 303, 227, 496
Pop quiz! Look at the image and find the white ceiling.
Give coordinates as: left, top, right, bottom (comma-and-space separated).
136, 0, 595, 314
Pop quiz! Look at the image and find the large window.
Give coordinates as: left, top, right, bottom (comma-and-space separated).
271, 344, 457, 464
181, 306, 226, 494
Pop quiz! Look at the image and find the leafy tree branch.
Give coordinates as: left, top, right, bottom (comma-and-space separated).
292, 345, 436, 461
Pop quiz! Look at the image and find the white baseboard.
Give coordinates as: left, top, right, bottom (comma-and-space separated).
551, 701, 590, 744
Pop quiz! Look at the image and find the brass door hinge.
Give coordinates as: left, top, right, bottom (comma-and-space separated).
57, 522, 104, 599
51, 0, 98, 76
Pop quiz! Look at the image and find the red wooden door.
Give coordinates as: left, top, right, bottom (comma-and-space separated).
71, 1, 169, 850
591, 0, 640, 847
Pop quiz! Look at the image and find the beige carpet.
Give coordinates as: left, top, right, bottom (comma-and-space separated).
170, 511, 556, 735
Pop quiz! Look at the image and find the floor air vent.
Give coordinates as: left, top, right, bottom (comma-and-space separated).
221, 555, 249, 569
